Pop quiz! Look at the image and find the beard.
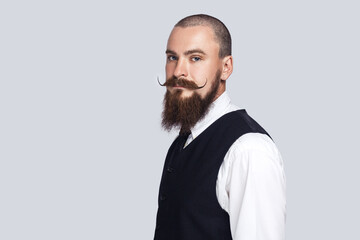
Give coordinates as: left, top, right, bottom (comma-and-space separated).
161, 70, 221, 135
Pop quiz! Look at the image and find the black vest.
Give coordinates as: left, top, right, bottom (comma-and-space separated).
154, 110, 270, 240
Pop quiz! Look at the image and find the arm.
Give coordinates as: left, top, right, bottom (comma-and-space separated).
216, 133, 286, 240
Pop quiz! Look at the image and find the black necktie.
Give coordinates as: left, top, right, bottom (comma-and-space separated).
177, 132, 190, 152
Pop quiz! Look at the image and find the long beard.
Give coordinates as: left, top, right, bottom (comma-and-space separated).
161, 70, 221, 135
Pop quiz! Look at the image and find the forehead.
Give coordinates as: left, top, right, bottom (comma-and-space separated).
166, 26, 219, 55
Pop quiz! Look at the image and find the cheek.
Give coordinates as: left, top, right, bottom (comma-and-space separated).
189, 70, 205, 85
190, 63, 217, 82
165, 64, 174, 77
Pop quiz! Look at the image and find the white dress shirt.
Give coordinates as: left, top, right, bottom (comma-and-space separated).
183, 92, 286, 240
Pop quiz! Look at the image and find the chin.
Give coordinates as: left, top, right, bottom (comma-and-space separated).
171, 88, 192, 97
179, 91, 195, 98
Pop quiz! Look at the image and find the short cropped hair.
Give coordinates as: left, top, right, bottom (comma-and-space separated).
175, 14, 232, 58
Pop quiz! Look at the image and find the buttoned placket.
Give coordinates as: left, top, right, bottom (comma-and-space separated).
156, 133, 190, 233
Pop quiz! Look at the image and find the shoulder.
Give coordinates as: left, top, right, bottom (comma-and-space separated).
224, 132, 284, 169
229, 132, 278, 154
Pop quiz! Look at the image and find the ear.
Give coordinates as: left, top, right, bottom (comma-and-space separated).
221, 56, 233, 81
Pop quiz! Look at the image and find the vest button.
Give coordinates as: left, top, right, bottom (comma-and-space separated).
160, 194, 166, 201
167, 167, 174, 173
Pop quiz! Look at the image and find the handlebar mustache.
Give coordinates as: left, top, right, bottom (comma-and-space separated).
157, 76, 207, 90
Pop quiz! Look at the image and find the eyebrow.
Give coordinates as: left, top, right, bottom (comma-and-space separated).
166, 48, 206, 56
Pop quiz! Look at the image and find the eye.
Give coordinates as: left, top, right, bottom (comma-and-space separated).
167, 55, 177, 61
191, 56, 201, 62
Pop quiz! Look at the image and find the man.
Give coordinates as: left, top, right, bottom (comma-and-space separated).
154, 14, 286, 240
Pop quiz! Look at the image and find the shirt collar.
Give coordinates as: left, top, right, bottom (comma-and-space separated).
190, 91, 232, 139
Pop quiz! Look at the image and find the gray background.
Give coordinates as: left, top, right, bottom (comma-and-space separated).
1, 0, 359, 239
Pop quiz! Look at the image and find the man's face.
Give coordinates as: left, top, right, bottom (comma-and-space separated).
161, 25, 225, 134
165, 26, 224, 99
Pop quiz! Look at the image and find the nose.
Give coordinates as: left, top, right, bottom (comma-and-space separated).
173, 58, 188, 79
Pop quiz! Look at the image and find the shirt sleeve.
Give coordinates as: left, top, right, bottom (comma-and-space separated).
216, 133, 286, 240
